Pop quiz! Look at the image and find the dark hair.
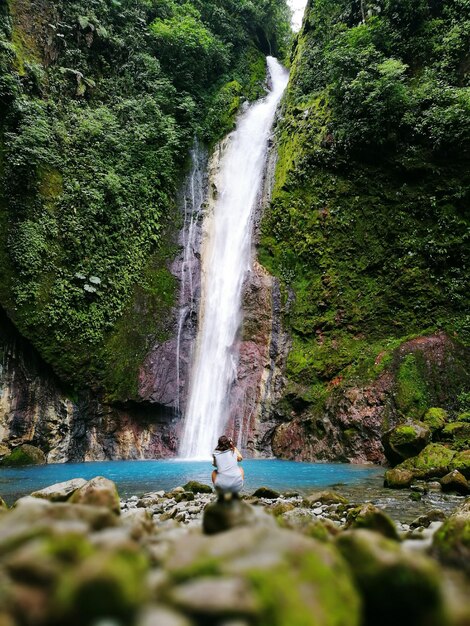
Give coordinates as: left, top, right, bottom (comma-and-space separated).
215, 435, 234, 452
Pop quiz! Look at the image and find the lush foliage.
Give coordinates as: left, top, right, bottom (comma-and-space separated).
0, 0, 289, 394
261, 0, 470, 403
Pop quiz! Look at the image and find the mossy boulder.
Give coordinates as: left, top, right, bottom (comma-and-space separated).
399, 443, 456, 480
0, 444, 46, 467
252, 486, 281, 499
440, 422, 470, 451
165, 525, 361, 626
382, 422, 431, 465
383, 467, 414, 489
278, 509, 339, 541
440, 470, 469, 495
423, 408, 448, 433
268, 501, 296, 517
203, 498, 258, 535
304, 491, 349, 506
69, 477, 120, 515
182, 481, 213, 494
337, 530, 449, 626
55, 548, 149, 624
433, 498, 470, 574
449, 450, 470, 479
345, 503, 399, 540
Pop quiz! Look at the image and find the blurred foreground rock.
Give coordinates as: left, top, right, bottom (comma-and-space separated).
0, 477, 468, 626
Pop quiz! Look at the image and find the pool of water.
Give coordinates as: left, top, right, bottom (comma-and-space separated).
0, 459, 464, 522
0, 458, 380, 504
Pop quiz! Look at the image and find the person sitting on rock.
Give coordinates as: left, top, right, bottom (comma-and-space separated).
212, 435, 244, 497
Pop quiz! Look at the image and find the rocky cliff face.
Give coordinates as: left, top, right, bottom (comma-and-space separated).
0, 308, 180, 462
270, 333, 470, 464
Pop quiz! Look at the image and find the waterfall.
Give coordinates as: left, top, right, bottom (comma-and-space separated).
179, 57, 289, 459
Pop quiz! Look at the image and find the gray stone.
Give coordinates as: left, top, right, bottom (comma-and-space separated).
169, 577, 259, 616
30, 478, 87, 502
440, 470, 469, 495
136, 606, 192, 626
69, 476, 120, 515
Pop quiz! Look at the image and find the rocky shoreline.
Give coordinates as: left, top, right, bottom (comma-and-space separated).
0, 475, 468, 626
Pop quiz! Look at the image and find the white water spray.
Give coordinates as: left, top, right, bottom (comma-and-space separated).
179, 57, 289, 458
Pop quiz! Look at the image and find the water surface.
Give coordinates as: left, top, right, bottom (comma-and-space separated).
1, 459, 463, 522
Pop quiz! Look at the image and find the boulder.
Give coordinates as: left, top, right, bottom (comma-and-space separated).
165, 525, 361, 626
137, 606, 192, 626
31, 478, 87, 502
423, 407, 448, 433
398, 443, 456, 480
268, 501, 296, 517
449, 450, 470, 478
203, 498, 258, 535
251, 486, 280, 499
410, 509, 446, 529
382, 423, 431, 465
345, 503, 399, 540
337, 529, 449, 626
383, 467, 414, 489
182, 481, 213, 494
69, 476, 120, 515
440, 422, 470, 451
433, 498, 470, 574
0, 444, 46, 467
304, 491, 348, 506
279, 509, 339, 541
54, 548, 149, 624
440, 469, 469, 495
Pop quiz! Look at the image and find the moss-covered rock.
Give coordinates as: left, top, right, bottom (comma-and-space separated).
252, 487, 281, 500
337, 530, 449, 626
382, 422, 431, 465
304, 491, 349, 506
441, 422, 470, 451
423, 408, 449, 433
449, 450, 470, 479
345, 503, 399, 541
182, 481, 213, 494
69, 477, 120, 515
278, 509, 339, 541
55, 548, 149, 624
268, 501, 296, 517
165, 525, 361, 626
433, 498, 470, 574
399, 443, 456, 480
440, 470, 469, 495
0, 444, 46, 467
203, 498, 258, 536
383, 467, 414, 489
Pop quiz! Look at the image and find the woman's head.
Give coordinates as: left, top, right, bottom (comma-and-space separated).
216, 435, 234, 452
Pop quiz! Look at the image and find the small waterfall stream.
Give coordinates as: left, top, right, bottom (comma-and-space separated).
175, 143, 206, 413
179, 57, 289, 458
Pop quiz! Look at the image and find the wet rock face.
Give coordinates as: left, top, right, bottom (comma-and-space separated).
0, 309, 75, 463
271, 333, 470, 464
0, 309, 180, 463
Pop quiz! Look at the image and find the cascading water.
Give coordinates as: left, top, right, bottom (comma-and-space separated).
179, 57, 289, 459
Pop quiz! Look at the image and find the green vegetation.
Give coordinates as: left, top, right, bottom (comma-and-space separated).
261, 0, 470, 407
0, 0, 289, 396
